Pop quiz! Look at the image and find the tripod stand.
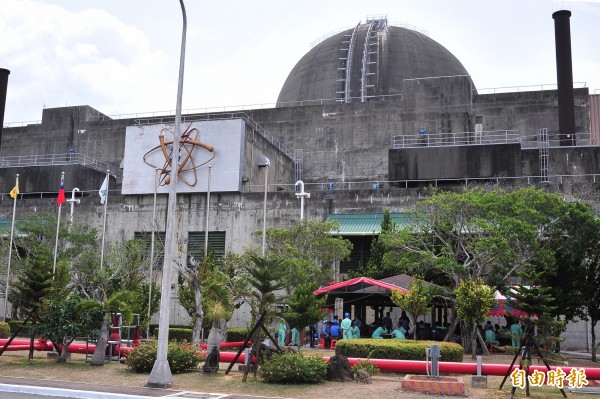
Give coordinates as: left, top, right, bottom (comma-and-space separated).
499, 325, 567, 398
224, 311, 283, 382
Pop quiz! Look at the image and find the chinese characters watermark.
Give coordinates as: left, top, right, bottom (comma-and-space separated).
510, 367, 588, 389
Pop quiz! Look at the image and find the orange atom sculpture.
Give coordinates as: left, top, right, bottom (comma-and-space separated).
143, 123, 216, 187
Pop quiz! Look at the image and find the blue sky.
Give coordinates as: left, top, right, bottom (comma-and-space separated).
2, 0, 600, 123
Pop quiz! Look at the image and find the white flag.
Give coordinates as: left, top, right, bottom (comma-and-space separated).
99, 175, 109, 204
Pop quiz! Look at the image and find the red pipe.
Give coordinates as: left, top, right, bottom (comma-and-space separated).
343, 357, 600, 379
200, 341, 250, 349
3, 338, 599, 380
218, 350, 249, 364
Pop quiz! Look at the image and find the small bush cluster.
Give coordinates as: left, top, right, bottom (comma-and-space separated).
227, 327, 251, 342
166, 328, 193, 342
0, 321, 10, 338
154, 328, 193, 342
149, 324, 192, 338
126, 340, 203, 373
335, 339, 463, 362
0, 322, 9, 338
260, 352, 328, 384
7, 320, 29, 336
352, 359, 380, 376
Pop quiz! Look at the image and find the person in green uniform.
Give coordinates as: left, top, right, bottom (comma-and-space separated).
341, 312, 352, 339
510, 321, 522, 349
391, 324, 407, 340
278, 320, 287, 346
350, 320, 361, 339
371, 323, 386, 339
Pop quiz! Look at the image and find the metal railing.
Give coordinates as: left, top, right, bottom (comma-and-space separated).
475, 82, 587, 94
391, 131, 599, 149
243, 173, 600, 193
0, 153, 112, 175
520, 132, 598, 148
132, 112, 294, 160
391, 130, 520, 149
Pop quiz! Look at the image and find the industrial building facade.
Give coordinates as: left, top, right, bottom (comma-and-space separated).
1, 15, 599, 350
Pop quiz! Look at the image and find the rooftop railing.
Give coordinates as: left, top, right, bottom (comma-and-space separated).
391, 131, 598, 149
0, 153, 112, 175
475, 82, 587, 94
132, 112, 295, 160
391, 130, 520, 149
243, 173, 600, 193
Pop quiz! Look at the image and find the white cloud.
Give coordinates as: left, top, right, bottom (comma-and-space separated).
1, 1, 172, 122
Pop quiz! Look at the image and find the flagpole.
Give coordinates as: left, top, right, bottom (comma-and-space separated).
100, 170, 110, 270
3, 174, 19, 320
53, 171, 65, 276
204, 165, 211, 258
147, 168, 159, 339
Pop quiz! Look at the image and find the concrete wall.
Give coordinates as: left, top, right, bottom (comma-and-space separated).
0, 85, 597, 346
473, 88, 589, 139
389, 143, 522, 181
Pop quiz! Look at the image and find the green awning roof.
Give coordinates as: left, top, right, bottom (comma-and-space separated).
326, 213, 411, 236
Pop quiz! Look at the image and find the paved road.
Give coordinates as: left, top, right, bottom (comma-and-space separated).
0, 378, 285, 399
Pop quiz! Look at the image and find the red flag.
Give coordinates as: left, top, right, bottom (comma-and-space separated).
57, 174, 65, 206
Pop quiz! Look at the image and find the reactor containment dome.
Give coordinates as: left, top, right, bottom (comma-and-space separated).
277, 18, 475, 106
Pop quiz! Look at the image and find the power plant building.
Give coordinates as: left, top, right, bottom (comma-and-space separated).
1, 15, 599, 350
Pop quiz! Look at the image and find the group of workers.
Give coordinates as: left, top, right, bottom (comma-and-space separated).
483, 320, 523, 349
319, 312, 362, 349
319, 311, 412, 349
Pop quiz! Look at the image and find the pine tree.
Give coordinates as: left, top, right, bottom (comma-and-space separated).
508, 265, 564, 360
12, 251, 54, 362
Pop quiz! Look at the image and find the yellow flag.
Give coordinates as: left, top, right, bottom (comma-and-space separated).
9, 179, 19, 199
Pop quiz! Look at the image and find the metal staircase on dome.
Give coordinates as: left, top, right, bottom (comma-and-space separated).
336, 17, 387, 103
336, 23, 360, 102
362, 17, 387, 101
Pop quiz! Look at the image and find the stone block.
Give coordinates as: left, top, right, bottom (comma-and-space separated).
471, 375, 488, 388
401, 375, 465, 396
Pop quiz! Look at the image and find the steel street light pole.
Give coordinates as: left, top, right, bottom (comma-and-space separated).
258, 155, 270, 256
148, 0, 187, 388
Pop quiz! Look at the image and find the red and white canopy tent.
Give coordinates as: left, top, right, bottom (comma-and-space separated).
314, 275, 410, 321
489, 290, 530, 318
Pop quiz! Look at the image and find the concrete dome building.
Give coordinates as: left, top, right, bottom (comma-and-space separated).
277, 18, 475, 105
1, 12, 599, 350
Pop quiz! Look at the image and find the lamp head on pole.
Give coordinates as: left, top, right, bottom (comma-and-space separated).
258, 155, 270, 168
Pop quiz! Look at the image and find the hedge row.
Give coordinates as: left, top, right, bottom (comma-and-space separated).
335, 339, 463, 362
154, 327, 252, 343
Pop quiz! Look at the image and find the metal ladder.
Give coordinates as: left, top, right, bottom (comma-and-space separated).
293, 149, 304, 182
538, 128, 550, 183
361, 18, 386, 101
337, 23, 360, 102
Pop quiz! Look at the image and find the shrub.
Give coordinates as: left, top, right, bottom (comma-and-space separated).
335, 339, 463, 362
352, 359, 380, 376
126, 339, 203, 373
149, 324, 193, 338
0, 322, 9, 338
7, 320, 30, 336
158, 328, 193, 342
227, 327, 251, 342
260, 352, 328, 383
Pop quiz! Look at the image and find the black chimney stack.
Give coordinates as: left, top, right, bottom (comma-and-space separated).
0, 68, 9, 151
552, 10, 576, 146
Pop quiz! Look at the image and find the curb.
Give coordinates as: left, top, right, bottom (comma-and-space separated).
0, 383, 156, 399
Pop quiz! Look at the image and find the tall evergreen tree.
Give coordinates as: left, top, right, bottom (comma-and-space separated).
12, 251, 54, 362
508, 265, 564, 360
281, 282, 327, 345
